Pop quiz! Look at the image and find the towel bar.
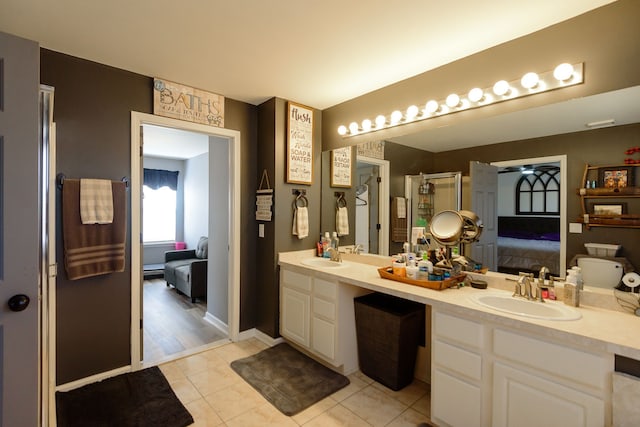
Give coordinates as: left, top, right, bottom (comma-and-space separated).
57, 173, 130, 190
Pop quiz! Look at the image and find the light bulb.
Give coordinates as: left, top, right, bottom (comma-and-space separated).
425, 100, 440, 114
337, 125, 347, 135
406, 105, 419, 120
348, 122, 359, 134
493, 80, 510, 96
468, 87, 484, 103
361, 119, 372, 132
553, 63, 574, 81
446, 93, 460, 108
390, 110, 403, 124
521, 72, 539, 89
375, 115, 386, 128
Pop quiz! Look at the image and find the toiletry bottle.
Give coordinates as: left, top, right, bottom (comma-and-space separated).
317, 236, 323, 257
406, 260, 419, 279
331, 231, 340, 251
564, 283, 580, 307
571, 266, 583, 289
322, 232, 331, 258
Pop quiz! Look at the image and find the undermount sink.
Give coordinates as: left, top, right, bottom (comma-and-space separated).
469, 293, 582, 321
300, 258, 349, 269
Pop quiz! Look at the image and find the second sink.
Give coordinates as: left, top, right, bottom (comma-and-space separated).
300, 258, 349, 269
469, 293, 582, 321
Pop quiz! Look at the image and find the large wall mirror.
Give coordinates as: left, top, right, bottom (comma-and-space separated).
320, 85, 640, 278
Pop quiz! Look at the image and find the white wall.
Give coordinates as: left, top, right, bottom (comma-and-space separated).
207, 136, 229, 322
184, 152, 209, 249
498, 171, 519, 216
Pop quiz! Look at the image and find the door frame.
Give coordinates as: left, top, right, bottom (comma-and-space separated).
130, 112, 241, 370
356, 156, 390, 256
491, 155, 567, 276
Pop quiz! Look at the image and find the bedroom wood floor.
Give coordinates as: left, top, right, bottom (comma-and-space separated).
143, 278, 227, 365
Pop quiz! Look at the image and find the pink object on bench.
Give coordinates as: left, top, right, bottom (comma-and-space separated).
175, 242, 186, 250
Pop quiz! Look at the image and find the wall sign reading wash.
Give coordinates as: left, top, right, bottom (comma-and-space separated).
153, 78, 224, 127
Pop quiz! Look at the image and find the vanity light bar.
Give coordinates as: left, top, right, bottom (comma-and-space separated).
338, 62, 584, 137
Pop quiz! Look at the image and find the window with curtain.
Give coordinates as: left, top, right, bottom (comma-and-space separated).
143, 168, 179, 242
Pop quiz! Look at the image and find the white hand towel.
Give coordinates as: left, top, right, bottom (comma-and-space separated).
292, 207, 309, 239
396, 197, 406, 219
336, 206, 349, 236
80, 179, 114, 224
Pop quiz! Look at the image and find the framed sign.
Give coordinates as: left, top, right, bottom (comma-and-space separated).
331, 146, 352, 187
599, 166, 634, 189
153, 78, 224, 127
286, 101, 314, 185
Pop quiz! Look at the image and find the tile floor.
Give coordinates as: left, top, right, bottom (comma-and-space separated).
160, 338, 433, 427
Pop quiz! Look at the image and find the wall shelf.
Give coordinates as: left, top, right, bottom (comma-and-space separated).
577, 163, 640, 229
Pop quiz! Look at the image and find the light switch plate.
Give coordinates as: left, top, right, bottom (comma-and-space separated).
569, 222, 582, 233
259, 223, 264, 238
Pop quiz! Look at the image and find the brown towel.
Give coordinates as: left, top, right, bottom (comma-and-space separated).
63, 179, 126, 280
391, 197, 408, 243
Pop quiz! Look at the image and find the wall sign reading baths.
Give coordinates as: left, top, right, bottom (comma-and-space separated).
153, 78, 224, 127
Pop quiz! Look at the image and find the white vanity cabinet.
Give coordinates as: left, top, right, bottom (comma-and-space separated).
432, 311, 485, 427
280, 267, 369, 373
432, 308, 611, 427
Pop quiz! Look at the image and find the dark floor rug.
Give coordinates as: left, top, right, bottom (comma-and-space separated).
56, 366, 193, 427
230, 343, 350, 416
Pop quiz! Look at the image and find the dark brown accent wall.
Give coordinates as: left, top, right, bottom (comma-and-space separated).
41, 49, 258, 384
42, 49, 151, 384
255, 98, 322, 337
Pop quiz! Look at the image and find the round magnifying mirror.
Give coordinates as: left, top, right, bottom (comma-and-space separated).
429, 210, 463, 246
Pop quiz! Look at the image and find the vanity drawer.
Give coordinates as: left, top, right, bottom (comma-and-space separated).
314, 278, 337, 300
433, 339, 482, 381
313, 297, 336, 321
282, 269, 312, 292
434, 311, 483, 350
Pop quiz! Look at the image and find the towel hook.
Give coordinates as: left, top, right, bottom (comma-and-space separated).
293, 192, 308, 209
335, 192, 347, 209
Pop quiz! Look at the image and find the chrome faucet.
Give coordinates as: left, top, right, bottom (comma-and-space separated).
352, 244, 364, 255
513, 272, 535, 300
327, 247, 342, 262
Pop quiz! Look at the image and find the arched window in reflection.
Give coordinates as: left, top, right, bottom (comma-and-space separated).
516, 166, 560, 215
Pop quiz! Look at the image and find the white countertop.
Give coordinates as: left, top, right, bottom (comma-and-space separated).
279, 249, 640, 360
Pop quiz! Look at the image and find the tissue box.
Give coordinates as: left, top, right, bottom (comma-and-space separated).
584, 243, 621, 257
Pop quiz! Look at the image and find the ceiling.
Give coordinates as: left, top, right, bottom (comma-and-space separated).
1, 0, 615, 111
142, 125, 209, 160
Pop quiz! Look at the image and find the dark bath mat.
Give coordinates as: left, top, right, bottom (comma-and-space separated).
56, 366, 193, 427
230, 343, 350, 416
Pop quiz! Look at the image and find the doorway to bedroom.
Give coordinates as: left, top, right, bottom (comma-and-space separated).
130, 112, 242, 370
492, 155, 566, 278
141, 124, 227, 365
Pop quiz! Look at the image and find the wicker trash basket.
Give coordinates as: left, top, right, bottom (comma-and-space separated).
354, 292, 425, 391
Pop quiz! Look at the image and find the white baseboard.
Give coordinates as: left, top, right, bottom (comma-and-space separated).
203, 312, 228, 334
56, 365, 132, 392
253, 328, 285, 347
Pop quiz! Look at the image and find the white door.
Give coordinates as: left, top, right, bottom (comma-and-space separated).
470, 161, 498, 271
0, 32, 41, 426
